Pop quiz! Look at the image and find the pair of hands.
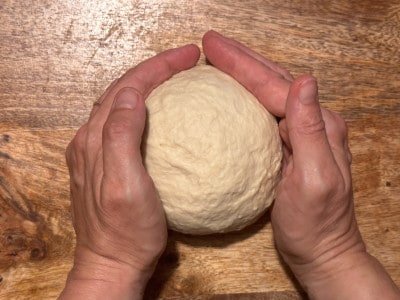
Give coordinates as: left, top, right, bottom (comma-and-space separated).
60, 31, 399, 299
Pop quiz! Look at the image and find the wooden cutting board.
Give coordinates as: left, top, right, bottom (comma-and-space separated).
1, 0, 399, 299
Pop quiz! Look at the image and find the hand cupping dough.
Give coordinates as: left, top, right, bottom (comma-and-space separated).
143, 65, 282, 235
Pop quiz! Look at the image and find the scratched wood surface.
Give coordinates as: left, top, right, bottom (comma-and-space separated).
1, 0, 399, 299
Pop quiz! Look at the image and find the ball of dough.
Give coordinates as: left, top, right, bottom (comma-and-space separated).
143, 65, 281, 235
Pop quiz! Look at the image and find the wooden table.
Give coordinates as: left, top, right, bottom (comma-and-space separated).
1, 1, 399, 299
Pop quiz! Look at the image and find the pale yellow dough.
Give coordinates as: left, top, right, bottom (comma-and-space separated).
143, 65, 282, 235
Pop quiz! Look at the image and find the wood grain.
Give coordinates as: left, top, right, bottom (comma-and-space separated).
1, 0, 399, 299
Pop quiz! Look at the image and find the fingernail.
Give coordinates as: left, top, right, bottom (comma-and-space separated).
299, 78, 318, 105
114, 87, 140, 109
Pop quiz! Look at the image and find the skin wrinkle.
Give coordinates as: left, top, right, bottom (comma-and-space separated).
61, 32, 400, 300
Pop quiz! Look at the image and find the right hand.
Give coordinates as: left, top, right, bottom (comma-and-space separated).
271, 75, 364, 283
202, 30, 400, 299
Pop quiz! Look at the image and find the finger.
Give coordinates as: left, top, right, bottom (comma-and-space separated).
322, 109, 350, 161
321, 109, 352, 183
280, 110, 351, 169
84, 44, 200, 173
89, 78, 119, 119
66, 124, 89, 188
286, 75, 336, 170
202, 30, 290, 117
283, 98, 352, 187
278, 118, 291, 151
101, 87, 147, 195
281, 143, 293, 176
100, 87, 165, 224
90, 44, 200, 127
65, 125, 89, 235
205, 30, 294, 81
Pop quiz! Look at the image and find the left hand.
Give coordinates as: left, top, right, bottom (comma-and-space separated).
60, 44, 200, 299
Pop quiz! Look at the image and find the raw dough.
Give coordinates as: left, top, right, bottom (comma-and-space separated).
143, 65, 282, 235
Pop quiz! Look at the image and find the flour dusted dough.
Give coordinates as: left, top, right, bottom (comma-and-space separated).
143, 65, 282, 235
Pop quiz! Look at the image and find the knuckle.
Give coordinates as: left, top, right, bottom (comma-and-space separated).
331, 111, 348, 135
65, 125, 88, 188
295, 115, 326, 137
254, 75, 277, 96
100, 185, 131, 215
298, 167, 344, 201
347, 150, 353, 164
65, 124, 88, 166
103, 116, 132, 140
70, 175, 84, 192
325, 110, 349, 146
103, 195, 125, 214
100, 174, 153, 214
72, 124, 89, 150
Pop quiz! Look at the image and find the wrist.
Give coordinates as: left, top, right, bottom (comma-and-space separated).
292, 241, 367, 290
59, 248, 156, 300
297, 251, 400, 300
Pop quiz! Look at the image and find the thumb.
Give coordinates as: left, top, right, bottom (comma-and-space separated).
102, 87, 147, 184
286, 75, 335, 169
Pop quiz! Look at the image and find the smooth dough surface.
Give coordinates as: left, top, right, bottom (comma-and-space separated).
143, 65, 282, 235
